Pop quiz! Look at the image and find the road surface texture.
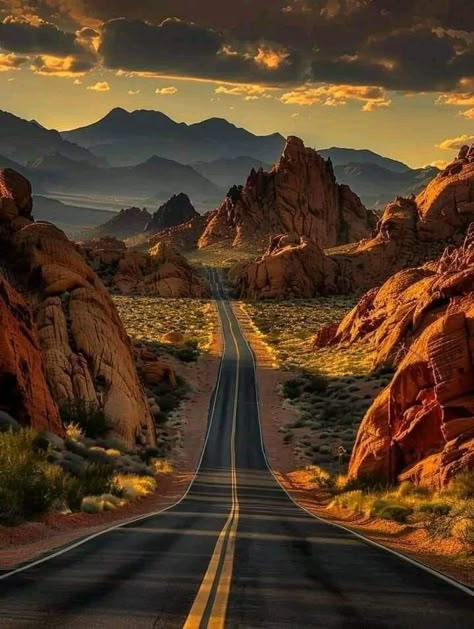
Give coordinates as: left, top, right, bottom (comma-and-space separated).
0, 271, 472, 628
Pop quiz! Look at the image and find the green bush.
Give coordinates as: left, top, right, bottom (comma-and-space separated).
371, 499, 413, 523
282, 378, 302, 400
417, 501, 452, 517
60, 399, 109, 439
449, 471, 474, 499
0, 429, 66, 521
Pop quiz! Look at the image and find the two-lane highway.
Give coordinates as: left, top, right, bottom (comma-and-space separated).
0, 271, 472, 627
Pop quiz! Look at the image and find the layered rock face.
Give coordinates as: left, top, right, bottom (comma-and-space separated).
146, 212, 212, 253
80, 237, 209, 297
145, 193, 199, 234
323, 230, 474, 487
0, 274, 63, 433
231, 233, 339, 299
198, 136, 373, 251
0, 168, 157, 447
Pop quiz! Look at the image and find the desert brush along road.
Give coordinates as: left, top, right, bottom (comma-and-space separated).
0, 270, 473, 628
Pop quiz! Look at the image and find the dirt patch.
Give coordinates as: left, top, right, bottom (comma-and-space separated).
235, 301, 474, 590
0, 308, 222, 572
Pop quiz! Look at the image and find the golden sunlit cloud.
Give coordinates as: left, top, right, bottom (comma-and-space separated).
280, 85, 391, 111
87, 81, 110, 91
128, 89, 140, 95
429, 159, 448, 169
437, 93, 474, 107
155, 86, 178, 95
437, 134, 474, 150
31, 55, 88, 77
73, 78, 82, 84
0, 52, 25, 72
462, 108, 474, 119
254, 46, 289, 70
215, 84, 272, 101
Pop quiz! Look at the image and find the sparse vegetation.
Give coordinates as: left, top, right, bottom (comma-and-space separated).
60, 399, 109, 439
0, 427, 162, 523
241, 298, 394, 473
113, 296, 217, 357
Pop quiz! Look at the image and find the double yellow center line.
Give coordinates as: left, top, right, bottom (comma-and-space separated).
183, 276, 240, 629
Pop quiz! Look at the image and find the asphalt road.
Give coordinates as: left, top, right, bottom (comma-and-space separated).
0, 270, 472, 628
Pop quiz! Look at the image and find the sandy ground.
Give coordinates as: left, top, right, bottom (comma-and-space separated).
0, 316, 222, 572
234, 303, 474, 590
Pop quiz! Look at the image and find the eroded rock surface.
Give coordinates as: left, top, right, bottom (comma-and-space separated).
323, 230, 474, 487
145, 193, 199, 234
80, 237, 209, 297
199, 136, 373, 251
231, 233, 339, 299
0, 274, 62, 433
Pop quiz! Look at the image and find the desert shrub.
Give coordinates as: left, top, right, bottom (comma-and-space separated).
282, 378, 302, 400
449, 471, 474, 499
65, 422, 83, 440
309, 465, 336, 491
157, 393, 180, 414
82, 463, 115, 496
370, 499, 413, 523
153, 458, 173, 474
416, 501, 452, 517
331, 490, 368, 515
0, 429, 66, 521
60, 399, 109, 439
303, 374, 329, 394
113, 474, 156, 500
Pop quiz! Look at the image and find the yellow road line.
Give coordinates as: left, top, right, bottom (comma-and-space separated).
183, 274, 240, 629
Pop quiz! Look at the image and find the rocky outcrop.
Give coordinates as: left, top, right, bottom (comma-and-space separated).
0, 274, 63, 433
146, 212, 212, 252
198, 136, 373, 251
324, 230, 474, 487
231, 233, 339, 299
84, 207, 152, 240
145, 193, 199, 234
0, 167, 157, 447
80, 237, 209, 297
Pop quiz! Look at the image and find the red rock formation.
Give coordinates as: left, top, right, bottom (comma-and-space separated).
85, 207, 152, 240
335, 230, 474, 487
10, 223, 157, 447
199, 136, 372, 251
146, 212, 211, 252
145, 193, 199, 234
80, 237, 209, 297
0, 274, 63, 433
231, 233, 339, 299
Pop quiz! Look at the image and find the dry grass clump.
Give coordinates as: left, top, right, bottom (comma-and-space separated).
327, 474, 474, 552
113, 474, 157, 500
113, 296, 217, 355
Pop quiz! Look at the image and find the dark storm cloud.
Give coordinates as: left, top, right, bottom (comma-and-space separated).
99, 17, 304, 84
0, 17, 79, 55
1, 1, 473, 91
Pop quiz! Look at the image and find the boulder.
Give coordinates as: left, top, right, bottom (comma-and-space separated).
343, 230, 474, 487
232, 233, 339, 299
12, 221, 156, 448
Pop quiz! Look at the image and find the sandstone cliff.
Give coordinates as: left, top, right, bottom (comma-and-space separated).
0, 169, 157, 447
80, 237, 209, 297
319, 230, 474, 487
198, 136, 373, 251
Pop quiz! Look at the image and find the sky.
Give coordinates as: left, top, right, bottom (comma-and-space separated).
0, 1, 473, 168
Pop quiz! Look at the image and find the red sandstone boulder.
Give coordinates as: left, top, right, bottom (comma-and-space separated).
0, 274, 63, 433
343, 230, 474, 487
231, 233, 340, 299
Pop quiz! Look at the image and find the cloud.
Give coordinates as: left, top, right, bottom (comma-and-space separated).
429, 160, 448, 169
0, 52, 26, 71
215, 84, 272, 100
437, 134, 474, 150
280, 84, 391, 110
254, 46, 289, 70
87, 80, 110, 91
0, 16, 78, 55
128, 89, 140, 95
31, 54, 93, 76
437, 93, 474, 107
462, 108, 474, 119
155, 86, 177, 95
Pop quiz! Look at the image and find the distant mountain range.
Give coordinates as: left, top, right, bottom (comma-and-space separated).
0, 107, 441, 229
61, 108, 286, 166
0, 110, 102, 166
33, 195, 114, 239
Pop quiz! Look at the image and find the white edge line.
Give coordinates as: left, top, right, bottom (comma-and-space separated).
0, 270, 226, 583
229, 294, 474, 599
